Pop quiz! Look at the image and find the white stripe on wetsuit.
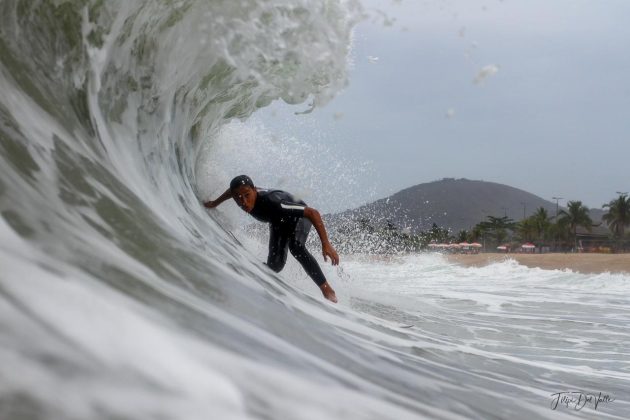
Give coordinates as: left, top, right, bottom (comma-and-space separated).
280, 203, 305, 210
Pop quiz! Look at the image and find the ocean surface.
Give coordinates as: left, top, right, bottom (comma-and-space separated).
1, 1, 629, 419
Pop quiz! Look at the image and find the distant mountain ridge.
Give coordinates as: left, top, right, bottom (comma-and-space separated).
330, 178, 604, 233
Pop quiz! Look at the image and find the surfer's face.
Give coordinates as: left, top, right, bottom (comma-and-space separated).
233, 185, 256, 213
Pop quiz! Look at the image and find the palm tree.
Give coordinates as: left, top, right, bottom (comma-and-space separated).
603, 194, 630, 249
531, 207, 551, 243
558, 201, 592, 251
515, 208, 550, 245
470, 224, 484, 243
516, 217, 537, 243
478, 216, 516, 246
548, 221, 569, 251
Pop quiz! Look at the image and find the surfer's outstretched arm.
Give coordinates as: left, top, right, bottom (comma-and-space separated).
204, 188, 232, 208
303, 207, 340, 266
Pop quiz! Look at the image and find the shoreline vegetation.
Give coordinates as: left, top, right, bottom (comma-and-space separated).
446, 253, 630, 275
329, 193, 630, 275
331, 194, 630, 257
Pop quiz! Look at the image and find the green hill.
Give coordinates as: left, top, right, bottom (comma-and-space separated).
330, 178, 604, 234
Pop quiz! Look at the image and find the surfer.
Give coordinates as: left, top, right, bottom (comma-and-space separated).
204, 175, 339, 303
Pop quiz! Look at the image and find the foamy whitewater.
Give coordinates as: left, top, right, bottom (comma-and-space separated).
1, 1, 629, 419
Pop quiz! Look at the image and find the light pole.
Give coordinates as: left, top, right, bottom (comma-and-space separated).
501, 207, 508, 218
552, 196, 563, 252
552, 196, 563, 219
520, 201, 526, 220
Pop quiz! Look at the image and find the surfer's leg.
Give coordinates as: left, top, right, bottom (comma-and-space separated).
289, 219, 337, 302
289, 219, 327, 286
267, 225, 289, 272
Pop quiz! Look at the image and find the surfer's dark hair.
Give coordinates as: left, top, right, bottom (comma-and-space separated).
230, 175, 254, 191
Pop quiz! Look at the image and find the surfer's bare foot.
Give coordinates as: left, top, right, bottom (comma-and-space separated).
320, 282, 337, 303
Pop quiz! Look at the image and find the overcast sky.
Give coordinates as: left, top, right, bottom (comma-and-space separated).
257, 0, 630, 212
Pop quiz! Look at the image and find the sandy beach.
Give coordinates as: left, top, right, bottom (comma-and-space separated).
447, 253, 630, 275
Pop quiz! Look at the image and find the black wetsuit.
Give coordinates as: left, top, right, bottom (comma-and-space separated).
249, 189, 326, 286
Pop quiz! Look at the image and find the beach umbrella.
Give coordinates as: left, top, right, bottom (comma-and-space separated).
459, 242, 471, 247
521, 243, 535, 249
470, 242, 482, 248
497, 245, 508, 250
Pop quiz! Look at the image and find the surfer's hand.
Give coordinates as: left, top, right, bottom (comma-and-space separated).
204, 200, 218, 209
322, 242, 339, 266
